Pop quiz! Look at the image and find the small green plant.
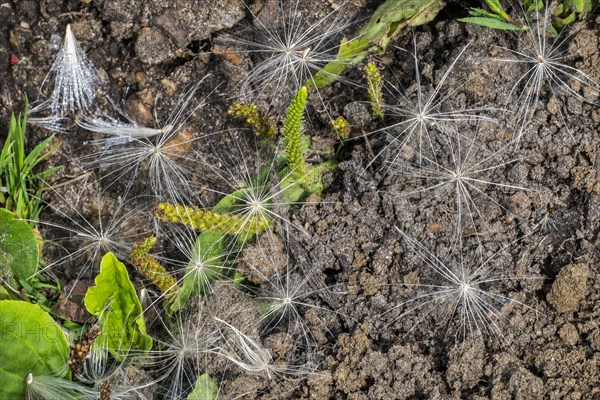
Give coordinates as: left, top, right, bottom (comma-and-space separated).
553, 0, 596, 29
0, 208, 39, 289
331, 115, 351, 139
458, 0, 529, 30
459, 0, 597, 32
172, 229, 230, 306
228, 102, 277, 140
0, 99, 60, 223
279, 86, 337, 201
365, 62, 385, 120
155, 201, 273, 237
282, 87, 310, 184
187, 373, 219, 400
84, 253, 153, 358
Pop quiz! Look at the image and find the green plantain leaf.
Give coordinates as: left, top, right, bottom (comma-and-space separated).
187, 373, 219, 400
0, 300, 70, 399
84, 252, 152, 358
0, 207, 39, 286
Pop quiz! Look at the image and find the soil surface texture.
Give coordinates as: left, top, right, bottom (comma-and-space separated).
1, 0, 599, 399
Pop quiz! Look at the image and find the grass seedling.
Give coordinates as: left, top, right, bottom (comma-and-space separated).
458, 0, 529, 30
386, 228, 539, 345
0, 100, 60, 222
460, 0, 595, 32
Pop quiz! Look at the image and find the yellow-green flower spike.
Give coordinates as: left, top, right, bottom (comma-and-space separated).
228, 102, 277, 140
283, 86, 309, 182
331, 116, 350, 139
365, 62, 384, 120
155, 202, 272, 237
131, 236, 178, 297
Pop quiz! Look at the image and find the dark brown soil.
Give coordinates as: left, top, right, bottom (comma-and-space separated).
1, 0, 599, 399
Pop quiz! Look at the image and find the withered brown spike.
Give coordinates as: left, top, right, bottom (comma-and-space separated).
100, 380, 111, 400
69, 324, 101, 375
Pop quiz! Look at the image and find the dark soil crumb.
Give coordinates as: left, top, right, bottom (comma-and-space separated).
1, 0, 600, 399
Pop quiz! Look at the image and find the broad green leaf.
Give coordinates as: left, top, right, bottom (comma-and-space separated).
0, 300, 70, 399
84, 252, 152, 357
565, 0, 593, 13
187, 373, 219, 400
457, 17, 526, 30
357, 0, 445, 48
279, 166, 308, 204
0, 207, 39, 285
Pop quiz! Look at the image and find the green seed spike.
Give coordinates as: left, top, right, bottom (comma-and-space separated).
365, 62, 384, 119
131, 236, 178, 297
155, 202, 272, 236
283, 86, 309, 182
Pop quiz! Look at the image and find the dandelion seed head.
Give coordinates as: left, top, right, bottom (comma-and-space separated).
193, 261, 205, 272
220, 0, 354, 101
459, 281, 472, 295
